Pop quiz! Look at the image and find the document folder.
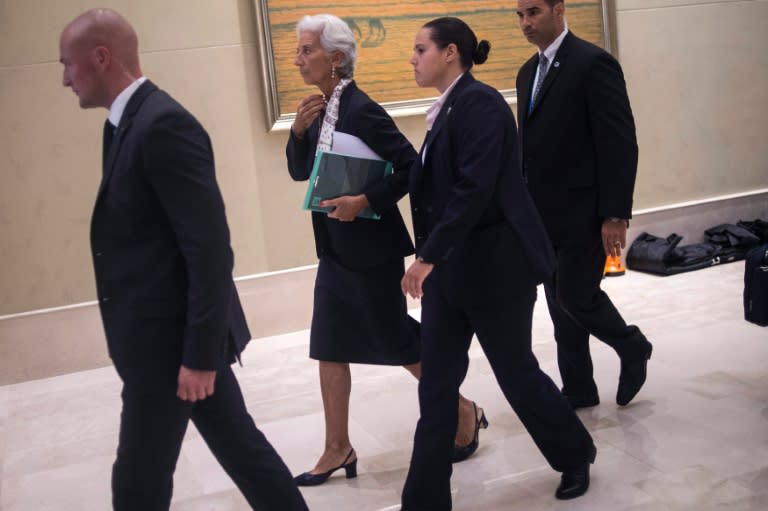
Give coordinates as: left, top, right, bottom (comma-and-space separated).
302, 150, 393, 220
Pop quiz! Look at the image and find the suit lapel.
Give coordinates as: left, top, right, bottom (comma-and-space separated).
517, 58, 536, 130
335, 80, 357, 128
527, 32, 573, 118
412, 73, 474, 200
423, 72, 474, 157
99, 80, 157, 196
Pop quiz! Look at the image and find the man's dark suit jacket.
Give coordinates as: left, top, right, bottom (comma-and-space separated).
286, 81, 415, 270
93, 80, 249, 386
410, 72, 554, 301
516, 31, 638, 244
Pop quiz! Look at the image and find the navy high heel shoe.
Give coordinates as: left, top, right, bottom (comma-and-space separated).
294, 448, 357, 486
452, 402, 489, 463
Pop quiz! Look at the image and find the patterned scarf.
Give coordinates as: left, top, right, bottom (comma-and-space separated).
315, 78, 352, 155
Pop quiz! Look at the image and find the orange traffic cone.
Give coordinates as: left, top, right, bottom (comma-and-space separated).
604, 255, 625, 277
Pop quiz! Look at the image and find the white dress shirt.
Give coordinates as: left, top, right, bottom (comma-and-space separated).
108, 76, 148, 127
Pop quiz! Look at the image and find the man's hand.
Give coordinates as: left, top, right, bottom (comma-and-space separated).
601, 219, 628, 257
401, 259, 434, 299
320, 194, 369, 222
177, 366, 216, 402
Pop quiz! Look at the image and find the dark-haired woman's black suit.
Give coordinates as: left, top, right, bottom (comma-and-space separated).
400, 73, 594, 510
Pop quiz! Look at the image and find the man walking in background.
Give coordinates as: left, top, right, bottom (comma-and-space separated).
515, 0, 653, 410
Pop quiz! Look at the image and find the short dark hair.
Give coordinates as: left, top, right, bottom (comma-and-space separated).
422, 17, 490, 70
544, 0, 564, 7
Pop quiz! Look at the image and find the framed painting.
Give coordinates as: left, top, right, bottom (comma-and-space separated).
254, 0, 613, 130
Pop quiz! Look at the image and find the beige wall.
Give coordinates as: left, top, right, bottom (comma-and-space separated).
1, 0, 767, 316
617, 0, 768, 208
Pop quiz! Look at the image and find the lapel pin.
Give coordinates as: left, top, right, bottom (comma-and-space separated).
446, 106, 452, 115
554, 61, 560, 68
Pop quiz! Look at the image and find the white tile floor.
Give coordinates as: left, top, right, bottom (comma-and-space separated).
1, 262, 767, 510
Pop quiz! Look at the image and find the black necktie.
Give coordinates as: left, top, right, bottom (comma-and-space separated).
102, 120, 116, 171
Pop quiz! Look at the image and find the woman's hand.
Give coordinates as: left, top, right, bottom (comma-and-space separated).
291, 94, 326, 138
321, 194, 369, 222
401, 259, 434, 299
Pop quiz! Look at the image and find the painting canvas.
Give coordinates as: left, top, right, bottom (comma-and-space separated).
255, 0, 610, 130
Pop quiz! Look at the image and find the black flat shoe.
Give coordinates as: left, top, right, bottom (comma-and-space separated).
617, 342, 653, 406
452, 402, 489, 463
294, 448, 357, 487
555, 445, 596, 500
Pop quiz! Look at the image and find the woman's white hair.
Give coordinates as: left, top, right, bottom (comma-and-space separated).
296, 14, 356, 78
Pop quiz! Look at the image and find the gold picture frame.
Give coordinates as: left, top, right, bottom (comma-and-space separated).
254, 0, 613, 131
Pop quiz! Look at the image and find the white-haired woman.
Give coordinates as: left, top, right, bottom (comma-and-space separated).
285, 14, 484, 487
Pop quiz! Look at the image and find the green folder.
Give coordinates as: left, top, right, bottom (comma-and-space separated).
302, 150, 393, 220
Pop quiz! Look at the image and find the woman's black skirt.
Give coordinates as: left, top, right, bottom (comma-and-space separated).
309, 256, 420, 365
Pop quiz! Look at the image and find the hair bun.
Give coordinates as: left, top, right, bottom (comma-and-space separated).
473, 39, 491, 65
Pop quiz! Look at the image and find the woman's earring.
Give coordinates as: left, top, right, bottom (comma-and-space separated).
331, 66, 336, 80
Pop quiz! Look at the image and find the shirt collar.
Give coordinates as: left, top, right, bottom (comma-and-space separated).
108, 76, 147, 127
425, 72, 464, 130
540, 27, 569, 64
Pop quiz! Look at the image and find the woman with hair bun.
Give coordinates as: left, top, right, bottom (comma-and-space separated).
400, 17, 596, 508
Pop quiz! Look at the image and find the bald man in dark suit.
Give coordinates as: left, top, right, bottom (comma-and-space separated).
59, 8, 307, 510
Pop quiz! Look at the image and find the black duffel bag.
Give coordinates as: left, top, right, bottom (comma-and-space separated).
626, 232, 723, 276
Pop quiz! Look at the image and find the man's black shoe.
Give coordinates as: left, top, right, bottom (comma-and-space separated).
616, 342, 653, 406
555, 445, 596, 500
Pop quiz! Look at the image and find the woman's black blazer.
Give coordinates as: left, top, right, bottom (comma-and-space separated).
286, 81, 416, 270
409, 73, 555, 302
